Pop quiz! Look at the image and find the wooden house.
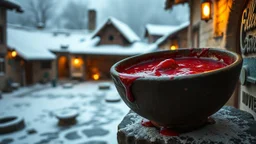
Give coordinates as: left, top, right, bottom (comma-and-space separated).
0, 0, 22, 91
165, 0, 256, 116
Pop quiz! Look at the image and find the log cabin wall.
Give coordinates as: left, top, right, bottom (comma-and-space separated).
96, 25, 130, 46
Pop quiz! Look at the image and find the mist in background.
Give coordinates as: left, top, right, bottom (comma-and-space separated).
7, 0, 189, 37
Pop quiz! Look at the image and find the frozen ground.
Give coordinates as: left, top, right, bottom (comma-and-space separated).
0, 81, 130, 144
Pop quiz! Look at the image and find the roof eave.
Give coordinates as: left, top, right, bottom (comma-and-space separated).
0, 0, 23, 13
157, 25, 189, 46
165, 0, 189, 10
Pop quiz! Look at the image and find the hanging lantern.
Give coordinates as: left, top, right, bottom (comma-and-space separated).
201, 0, 212, 22
11, 50, 17, 58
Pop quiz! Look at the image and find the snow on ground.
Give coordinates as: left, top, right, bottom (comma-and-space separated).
0, 81, 130, 144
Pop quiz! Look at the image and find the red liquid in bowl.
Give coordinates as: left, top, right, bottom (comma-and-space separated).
118, 57, 227, 102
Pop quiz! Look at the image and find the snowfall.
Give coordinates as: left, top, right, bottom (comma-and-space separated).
0, 81, 130, 144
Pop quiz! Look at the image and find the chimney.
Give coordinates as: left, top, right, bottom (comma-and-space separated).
88, 9, 96, 31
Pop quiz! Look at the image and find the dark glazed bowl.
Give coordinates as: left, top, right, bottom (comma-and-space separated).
110, 48, 242, 129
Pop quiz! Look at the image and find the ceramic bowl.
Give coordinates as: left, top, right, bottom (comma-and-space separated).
110, 48, 242, 129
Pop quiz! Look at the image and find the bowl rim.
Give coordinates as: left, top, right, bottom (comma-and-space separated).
110, 48, 243, 81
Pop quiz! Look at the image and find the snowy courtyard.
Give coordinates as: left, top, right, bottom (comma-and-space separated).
0, 81, 130, 144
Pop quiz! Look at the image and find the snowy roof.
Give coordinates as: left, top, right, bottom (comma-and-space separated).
0, 0, 23, 13
145, 24, 180, 36
7, 25, 89, 60
155, 21, 189, 46
70, 39, 157, 56
7, 25, 156, 59
92, 17, 140, 43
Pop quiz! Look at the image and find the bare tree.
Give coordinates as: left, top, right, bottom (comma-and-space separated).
60, 1, 89, 29
25, 0, 55, 27
103, 0, 188, 37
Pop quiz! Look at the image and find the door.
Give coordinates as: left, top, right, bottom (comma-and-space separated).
25, 61, 33, 85
58, 56, 70, 79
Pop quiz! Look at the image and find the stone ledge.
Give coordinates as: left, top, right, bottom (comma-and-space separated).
117, 106, 256, 144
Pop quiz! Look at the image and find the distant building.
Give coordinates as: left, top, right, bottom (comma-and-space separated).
7, 26, 56, 86
0, 0, 23, 91
145, 24, 180, 43
7, 17, 156, 87
154, 22, 189, 50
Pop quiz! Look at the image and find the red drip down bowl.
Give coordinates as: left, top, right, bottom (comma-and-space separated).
110, 48, 242, 128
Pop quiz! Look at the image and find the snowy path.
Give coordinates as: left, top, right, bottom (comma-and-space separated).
0, 81, 129, 144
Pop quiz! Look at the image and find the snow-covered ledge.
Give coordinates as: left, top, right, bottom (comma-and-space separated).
117, 106, 256, 144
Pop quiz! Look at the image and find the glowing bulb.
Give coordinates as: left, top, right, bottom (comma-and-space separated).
11, 51, 17, 58
170, 45, 177, 50
74, 58, 79, 65
203, 4, 210, 17
92, 74, 100, 80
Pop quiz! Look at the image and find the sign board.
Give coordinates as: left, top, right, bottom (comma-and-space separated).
240, 0, 256, 119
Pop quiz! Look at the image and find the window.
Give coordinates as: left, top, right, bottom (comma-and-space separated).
108, 35, 114, 41
0, 25, 3, 44
41, 61, 52, 69
0, 57, 5, 75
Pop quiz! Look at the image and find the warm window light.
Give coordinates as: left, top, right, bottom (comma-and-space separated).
92, 73, 100, 80
11, 51, 17, 58
201, 0, 212, 22
74, 58, 80, 65
170, 45, 177, 50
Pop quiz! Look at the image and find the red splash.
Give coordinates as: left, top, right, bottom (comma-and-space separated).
119, 74, 140, 102
141, 119, 154, 127
141, 119, 179, 136
160, 127, 179, 136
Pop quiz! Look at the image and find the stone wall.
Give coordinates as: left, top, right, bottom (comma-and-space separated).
5, 58, 23, 85
2, 59, 56, 87
31, 60, 56, 83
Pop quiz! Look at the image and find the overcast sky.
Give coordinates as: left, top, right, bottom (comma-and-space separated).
8, 0, 189, 37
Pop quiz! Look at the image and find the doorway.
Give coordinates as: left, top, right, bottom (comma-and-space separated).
58, 56, 70, 79
25, 62, 33, 85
